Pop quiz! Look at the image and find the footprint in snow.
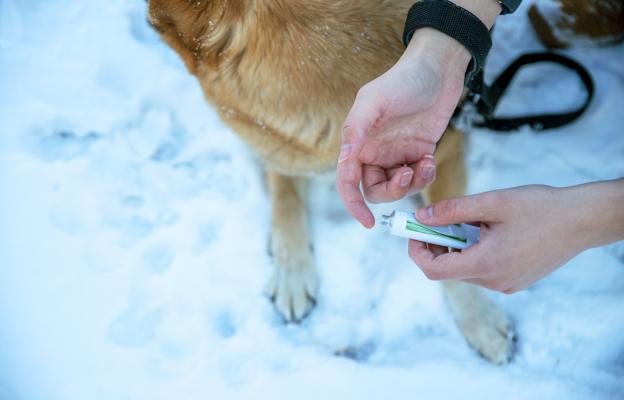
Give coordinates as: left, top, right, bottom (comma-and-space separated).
213, 312, 237, 339
142, 246, 173, 274
172, 153, 248, 199
196, 221, 221, 251
32, 130, 101, 162
122, 107, 187, 162
115, 216, 155, 247
158, 341, 190, 360
121, 195, 144, 208
108, 303, 164, 348
334, 341, 376, 362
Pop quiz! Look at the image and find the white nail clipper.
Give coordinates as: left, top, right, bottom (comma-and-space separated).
381, 210, 480, 250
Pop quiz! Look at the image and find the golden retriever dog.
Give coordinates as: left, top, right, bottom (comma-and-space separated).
147, 0, 514, 363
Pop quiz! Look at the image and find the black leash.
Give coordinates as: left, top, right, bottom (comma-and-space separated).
401, 0, 595, 132
457, 52, 595, 131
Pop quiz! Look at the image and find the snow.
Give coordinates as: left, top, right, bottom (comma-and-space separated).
1, 1, 623, 399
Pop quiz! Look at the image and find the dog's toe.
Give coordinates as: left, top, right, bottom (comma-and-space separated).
470, 315, 515, 364
267, 263, 318, 323
443, 281, 516, 364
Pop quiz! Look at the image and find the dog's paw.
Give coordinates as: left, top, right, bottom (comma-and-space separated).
463, 309, 515, 364
443, 281, 515, 364
267, 262, 318, 323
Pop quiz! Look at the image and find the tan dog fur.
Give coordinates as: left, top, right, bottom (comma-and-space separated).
148, 0, 513, 363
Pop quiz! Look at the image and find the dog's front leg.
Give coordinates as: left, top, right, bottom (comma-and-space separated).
266, 172, 318, 322
442, 281, 514, 364
425, 128, 515, 364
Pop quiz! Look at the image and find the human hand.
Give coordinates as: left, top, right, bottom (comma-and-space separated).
408, 181, 624, 293
336, 28, 471, 228
335, 0, 503, 229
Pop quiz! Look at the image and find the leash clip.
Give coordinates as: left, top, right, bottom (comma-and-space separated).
453, 93, 485, 131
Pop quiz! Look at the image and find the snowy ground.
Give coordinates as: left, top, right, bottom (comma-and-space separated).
1, 1, 623, 399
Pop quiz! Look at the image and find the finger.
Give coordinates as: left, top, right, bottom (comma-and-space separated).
408, 240, 482, 281
362, 153, 438, 203
336, 156, 373, 228
336, 94, 382, 228
360, 135, 436, 167
407, 240, 436, 266
427, 243, 449, 256
381, 156, 435, 188
415, 191, 504, 226
361, 165, 389, 198
406, 156, 436, 194
362, 165, 414, 203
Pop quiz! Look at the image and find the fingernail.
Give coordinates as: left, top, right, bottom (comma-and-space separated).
418, 206, 433, 220
338, 144, 352, 163
421, 165, 435, 180
399, 170, 413, 187
423, 154, 435, 160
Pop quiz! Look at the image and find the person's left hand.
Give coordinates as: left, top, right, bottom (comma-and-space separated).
336, 29, 471, 229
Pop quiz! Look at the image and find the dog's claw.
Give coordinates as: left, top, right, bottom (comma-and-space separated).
443, 281, 516, 364
267, 263, 318, 323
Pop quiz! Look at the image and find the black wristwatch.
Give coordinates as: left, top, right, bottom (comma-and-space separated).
403, 0, 520, 88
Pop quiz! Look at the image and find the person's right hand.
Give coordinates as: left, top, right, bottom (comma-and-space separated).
408, 180, 624, 293
336, 28, 472, 228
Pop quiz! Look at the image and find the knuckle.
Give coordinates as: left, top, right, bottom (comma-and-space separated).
341, 120, 357, 141
486, 281, 507, 293
435, 199, 458, 219
482, 281, 496, 291
532, 184, 552, 194
363, 191, 382, 204
344, 195, 363, 208
337, 184, 362, 205
502, 287, 518, 295
391, 185, 408, 200
486, 190, 509, 211
421, 266, 443, 281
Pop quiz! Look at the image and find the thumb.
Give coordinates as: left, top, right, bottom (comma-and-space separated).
416, 192, 500, 226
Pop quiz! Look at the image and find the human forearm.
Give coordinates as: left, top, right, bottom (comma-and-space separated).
566, 179, 624, 250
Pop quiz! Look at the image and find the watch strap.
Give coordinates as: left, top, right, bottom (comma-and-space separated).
403, 0, 492, 88
499, 0, 521, 14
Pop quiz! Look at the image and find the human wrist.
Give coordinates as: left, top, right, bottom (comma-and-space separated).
403, 28, 471, 78
563, 179, 624, 250
402, 0, 501, 78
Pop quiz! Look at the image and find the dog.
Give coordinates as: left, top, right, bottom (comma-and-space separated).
147, 0, 514, 363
